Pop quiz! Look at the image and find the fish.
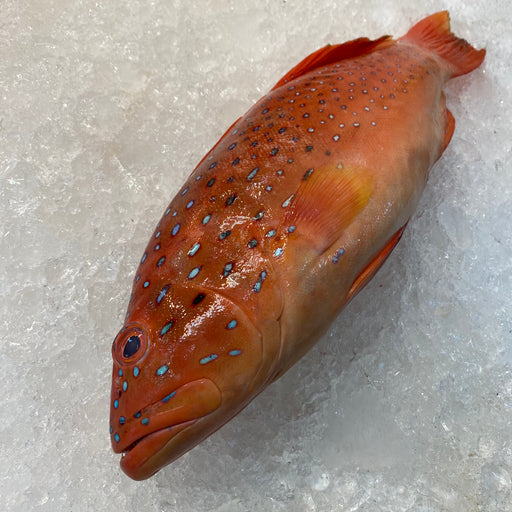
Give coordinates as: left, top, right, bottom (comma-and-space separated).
110, 11, 485, 480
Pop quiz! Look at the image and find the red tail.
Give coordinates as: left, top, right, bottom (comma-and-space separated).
400, 11, 486, 78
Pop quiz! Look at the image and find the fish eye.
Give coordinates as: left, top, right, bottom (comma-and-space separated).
123, 335, 141, 358
112, 325, 149, 366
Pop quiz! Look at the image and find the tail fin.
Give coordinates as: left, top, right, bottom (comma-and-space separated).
400, 11, 485, 78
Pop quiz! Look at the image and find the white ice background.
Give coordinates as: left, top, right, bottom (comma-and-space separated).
1, 0, 511, 511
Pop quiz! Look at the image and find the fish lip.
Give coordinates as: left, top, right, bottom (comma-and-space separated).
111, 377, 222, 455
119, 419, 198, 480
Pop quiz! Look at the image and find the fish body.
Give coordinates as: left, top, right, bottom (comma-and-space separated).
110, 12, 485, 480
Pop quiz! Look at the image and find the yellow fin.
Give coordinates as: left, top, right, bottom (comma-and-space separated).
285, 164, 373, 253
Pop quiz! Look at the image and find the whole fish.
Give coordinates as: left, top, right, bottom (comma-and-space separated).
110, 11, 485, 480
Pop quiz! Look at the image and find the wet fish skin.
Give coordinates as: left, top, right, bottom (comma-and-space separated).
109, 11, 485, 480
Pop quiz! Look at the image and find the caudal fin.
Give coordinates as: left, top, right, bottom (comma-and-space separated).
400, 11, 485, 78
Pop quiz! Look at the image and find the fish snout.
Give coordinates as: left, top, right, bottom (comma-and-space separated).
112, 377, 222, 480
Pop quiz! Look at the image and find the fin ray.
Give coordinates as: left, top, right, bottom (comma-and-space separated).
284, 164, 373, 253
271, 36, 393, 90
400, 11, 485, 78
346, 224, 407, 303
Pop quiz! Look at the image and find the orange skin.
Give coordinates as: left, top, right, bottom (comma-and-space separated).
110, 12, 485, 480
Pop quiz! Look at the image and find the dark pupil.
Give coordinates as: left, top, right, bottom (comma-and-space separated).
123, 335, 141, 358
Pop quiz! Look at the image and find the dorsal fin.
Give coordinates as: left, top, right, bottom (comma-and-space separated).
283, 164, 374, 253
271, 35, 393, 91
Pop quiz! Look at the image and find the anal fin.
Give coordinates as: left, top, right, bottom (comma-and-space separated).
346, 223, 407, 303
441, 108, 455, 155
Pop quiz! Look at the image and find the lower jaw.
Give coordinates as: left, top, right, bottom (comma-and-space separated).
120, 419, 196, 480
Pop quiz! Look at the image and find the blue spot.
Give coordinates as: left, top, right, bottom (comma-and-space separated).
282, 194, 294, 208
229, 350, 242, 356
122, 381, 127, 392
188, 266, 201, 279
253, 210, 264, 221
119, 416, 125, 425
202, 214, 211, 224
225, 194, 236, 206
133, 366, 140, 378
186, 200, 194, 209
172, 211, 178, 216
274, 247, 284, 257
156, 365, 168, 376
196, 174, 202, 181
136, 275, 141, 282
247, 167, 259, 181
333, 248, 345, 263
143, 281, 150, 288
160, 321, 174, 336
141, 253, 147, 264
266, 230, 276, 238
110, 426, 113, 434
209, 162, 217, 170
188, 242, 200, 256
162, 391, 176, 403
155, 231, 161, 239
303, 168, 314, 180
155, 244, 160, 251
288, 225, 296, 233
181, 187, 189, 196
223, 262, 233, 277
172, 223, 180, 236
207, 178, 216, 187
134, 411, 141, 418
253, 270, 267, 293
141, 418, 149, 426
247, 239, 258, 248
156, 284, 169, 304
165, 207, 171, 216
219, 230, 231, 240
114, 399, 119, 409
200, 354, 218, 365
226, 319, 237, 330
157, 256, 165, 267
114, 433, 120, 443
266, 185, 272, 191
118, 369, 123, 377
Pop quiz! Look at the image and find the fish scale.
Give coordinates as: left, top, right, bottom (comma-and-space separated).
110, 11, 485, 480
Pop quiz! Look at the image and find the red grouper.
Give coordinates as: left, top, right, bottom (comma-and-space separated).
110, 11, 485, 480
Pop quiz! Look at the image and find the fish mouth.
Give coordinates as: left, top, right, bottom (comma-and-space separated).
113, 378, 222, 480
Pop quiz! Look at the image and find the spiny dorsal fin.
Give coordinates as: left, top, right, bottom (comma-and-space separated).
284, 164, 374, 253
271, 35, 393, 91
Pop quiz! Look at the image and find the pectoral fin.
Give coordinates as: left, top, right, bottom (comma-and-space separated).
284, 164, 374, 253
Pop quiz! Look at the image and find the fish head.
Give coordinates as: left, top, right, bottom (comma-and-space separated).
109, 283, 264, 480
